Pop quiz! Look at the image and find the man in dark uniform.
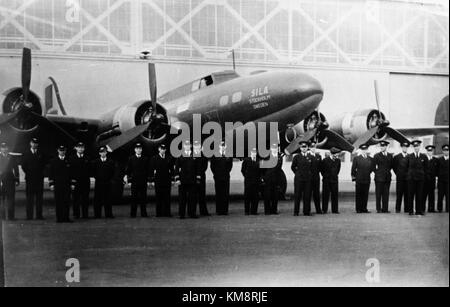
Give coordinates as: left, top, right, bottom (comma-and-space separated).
321, 148, 341, 214
241, 148, 261, 215
437, 144, 449, 213
21, 138, 47, 220
309, 141, 322, 214
92, 146, 115, 219
175, 140, 198, 219
393, 142, 410, 213
125, 143, 149, 218
262, 144, 283, 215
407, 140, 427, 216
0, 143, 19, 221
292, 141, 313, 216
193, 141, 210, 216
423, 145, 438, 213
210, 141, 233, 215
150, 144, 173, 217
70, 142, 91, 219
49, 145, 74, 223
373, 141, 393, 213
351, 144, 374, 213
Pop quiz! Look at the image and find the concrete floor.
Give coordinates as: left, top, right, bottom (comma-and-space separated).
1, 193, 449, 287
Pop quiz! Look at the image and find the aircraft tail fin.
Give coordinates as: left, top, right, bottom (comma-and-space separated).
43, 77, 67, 116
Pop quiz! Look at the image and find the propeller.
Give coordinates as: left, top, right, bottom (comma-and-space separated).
352, 80, 409, 152
284, 128, 318, 155
102, 123, 151, 152
149, 63, 157, 116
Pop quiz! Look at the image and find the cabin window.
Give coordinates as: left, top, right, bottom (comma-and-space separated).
219, 96, 229, 107
191, 80, 200, 92
232, 92, 242, 103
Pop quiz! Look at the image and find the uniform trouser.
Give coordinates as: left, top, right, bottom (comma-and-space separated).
408, 180, 424, 214
179, 184, 197, 217
437, 180, 449, 212
263, 181, 278, 214
94, 182, 113, 218
375, 181, 391, 212
130, 183, 148, 217
244, 183, 259, 215
423, 179, 436, 212
355, 183, 370, 212
294, 179, 311, 215
54, 184, 71, 222
155, 183, 171, 217
1, 180, 15, 220
311, 179, 322, 213
322, 181, 338, 213
215, 179, 230, 215
395, 179, 409, 213
197, 177, 209, 215
26, 179, 43, 219
73, 180, 90, 218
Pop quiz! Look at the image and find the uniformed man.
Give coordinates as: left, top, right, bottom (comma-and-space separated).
150, 144, 173, 217
407, 140, 427, 216
92, 146, 115, 219
423, 145, 438, 213
351, 144, 374, 213
309, 141, 322, 214
437, 144, 449, 213
125, 143, 149, 218
210, 141, 233, 215
373, 141, 393, 213
262, 144, 283, 215
0, 143, 19, 221
175, 140, 198, 219
321, 148, 341, 214
70, 142, 91, 219
292, 141, 312, 216
21, 138, 47, 220
241, 148, 261, 215
393, 142, 410, 213
49, 145, 74, 223
193, 141, 210, 216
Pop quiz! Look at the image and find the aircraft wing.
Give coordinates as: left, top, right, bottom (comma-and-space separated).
395, 126, 449, 137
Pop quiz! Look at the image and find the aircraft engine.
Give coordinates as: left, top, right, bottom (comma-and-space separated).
105, 100, 169, 146
2, 87, 43, 132
284, 111, 329, 147
328, 109, 388, 145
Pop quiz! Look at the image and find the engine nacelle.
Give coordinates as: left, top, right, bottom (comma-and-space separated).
284, 111, 328, 147
328, 109, 388, 144
99, 100, 169, 146
2, 87, 43, 132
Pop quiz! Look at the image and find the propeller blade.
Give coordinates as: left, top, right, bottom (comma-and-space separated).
284, 128, 317, 155
352, 126, 379, 152
21, 48, 32, 103
28, 111, 76, 142
0, 110, 21, 125
321, 129, 354, 152
102, 123, 150, 152
148, 63, 157, 113
374, 80, 381, 117
382, 126, 410, 145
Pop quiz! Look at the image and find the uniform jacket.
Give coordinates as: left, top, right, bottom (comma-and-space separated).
351, 155, 374, 184
291, 153, 312, 181
407, 153, 427, 181
0, 153, 19, 183
309, 152, 322, 181
424, 155, 438, 181
393, 153, 409, 181
262, 155, 283, 184
436, 157, 449, 183
126, 155, 150, 185
91, 157, 115, 184
70, 154, 91, 184
150, 154, 174, 186
175, 154, 197, 185
21, 149, 47, 182
373, 152, 393, 182
49, 156, 74, 187
210, 155, 233, 180
195, 155, 208, 180
241, 157, 261, 185
321, 156, 341, 183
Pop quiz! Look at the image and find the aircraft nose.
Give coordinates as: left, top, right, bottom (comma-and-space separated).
294, 74, 323, 98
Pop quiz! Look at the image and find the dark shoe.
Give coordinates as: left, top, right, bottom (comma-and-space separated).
395, 210, 401, 214
293, 213, 299, 216
409, 212, 415, 216
304, 213, 312, 216
179, 216, 185, 220
106, 215, 115, 219
377, 210, 382, 214
363, 210, 371, 214
36, 216, 45, 220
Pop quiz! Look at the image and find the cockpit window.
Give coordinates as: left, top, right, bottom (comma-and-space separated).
192, 76, 214, 92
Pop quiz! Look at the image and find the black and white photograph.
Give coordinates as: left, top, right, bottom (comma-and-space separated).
0, 0, 448, 291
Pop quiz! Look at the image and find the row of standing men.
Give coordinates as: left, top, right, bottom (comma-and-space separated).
0, 138, 448, 222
